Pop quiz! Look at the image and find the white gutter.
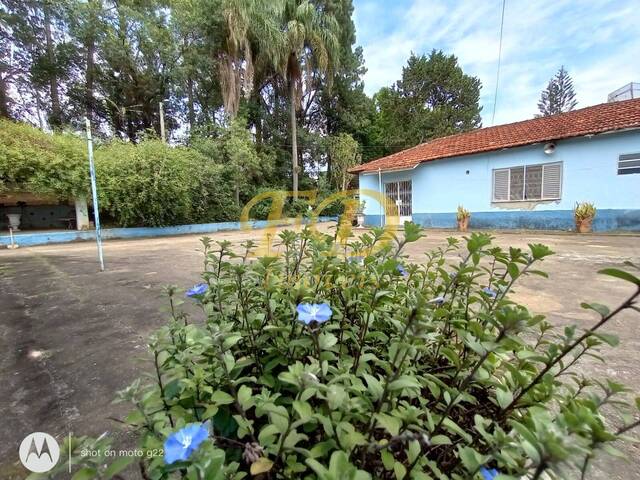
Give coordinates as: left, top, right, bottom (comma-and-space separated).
362, 164, 420, 175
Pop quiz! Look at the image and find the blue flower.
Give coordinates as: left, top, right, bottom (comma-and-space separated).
186, 283, 208, 297
482, 287, 497, 299
429, 296, 446, 305
296, 303, 332, 325
396, 264, 409, 278
164, 423, 209, 464
480, 466, 499, 480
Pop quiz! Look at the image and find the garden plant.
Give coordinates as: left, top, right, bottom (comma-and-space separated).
43, 223, 640, 480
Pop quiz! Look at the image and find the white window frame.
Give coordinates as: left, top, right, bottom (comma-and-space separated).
492, 161, 563, 203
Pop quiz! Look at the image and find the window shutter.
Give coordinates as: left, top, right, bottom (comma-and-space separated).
493, 169, 509, 201
542, 163, 562, 199
618, 153, 640, 175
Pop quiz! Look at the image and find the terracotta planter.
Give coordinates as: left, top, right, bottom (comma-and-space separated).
457, 217, 469, 232
576, 217, 593, 233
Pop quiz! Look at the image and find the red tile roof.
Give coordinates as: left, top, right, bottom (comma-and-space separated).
350, 98, 640, 173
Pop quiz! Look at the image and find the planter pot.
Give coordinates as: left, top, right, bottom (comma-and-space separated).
457, 217, 469, 232
6, 213, 21, 231
576, 217, 593, 233
356, 213, 365, 228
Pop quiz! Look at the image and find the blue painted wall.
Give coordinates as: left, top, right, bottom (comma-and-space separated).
359, 130, 640, 231
0, 217, 337, 247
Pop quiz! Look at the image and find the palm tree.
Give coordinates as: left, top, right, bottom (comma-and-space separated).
219, 0, 339, 198
272, 0, 340, 198
219, 0, 282, 117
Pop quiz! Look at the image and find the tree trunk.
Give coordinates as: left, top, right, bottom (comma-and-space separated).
235, 184, 240, 207
289, 79, 298, 199
0, 75, 10, 118
85, 22, 95, 120
187, 77, 195, 131
43, 1, 63, 129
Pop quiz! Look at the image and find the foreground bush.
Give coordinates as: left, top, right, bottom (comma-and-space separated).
48, 225, 640, 479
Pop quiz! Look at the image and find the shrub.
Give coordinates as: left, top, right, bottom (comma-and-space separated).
456, 205, 470, 221
0, 119, 88, 198
574, 202, 596, 221
51, 225, 640, 479
95, 140, 235, 227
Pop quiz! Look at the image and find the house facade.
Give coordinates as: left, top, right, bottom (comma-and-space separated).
352, 99, 640, 231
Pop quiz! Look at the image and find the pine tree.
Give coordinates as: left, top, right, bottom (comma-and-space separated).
537, 66, 578, 116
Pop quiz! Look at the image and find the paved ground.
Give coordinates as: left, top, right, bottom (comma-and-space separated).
1, 224, 639, 479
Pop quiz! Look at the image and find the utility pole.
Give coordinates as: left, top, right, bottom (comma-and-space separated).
85, 118, 105, 271
159, 101, 166, 142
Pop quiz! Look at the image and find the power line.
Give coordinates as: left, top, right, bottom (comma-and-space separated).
491, 0, 507, 126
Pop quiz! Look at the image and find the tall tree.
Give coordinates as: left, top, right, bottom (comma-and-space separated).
371, 50, 482, 156
328, 132, 359, 191
537, 66, 578, 117
270, 0, 340, 198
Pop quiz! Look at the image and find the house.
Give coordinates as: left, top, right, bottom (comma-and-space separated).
351, 98, 640, 231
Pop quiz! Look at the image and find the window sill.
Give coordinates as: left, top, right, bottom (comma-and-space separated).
492, 198, 560, 203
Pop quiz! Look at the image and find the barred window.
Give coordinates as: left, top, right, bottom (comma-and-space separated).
492, 162, 562, 202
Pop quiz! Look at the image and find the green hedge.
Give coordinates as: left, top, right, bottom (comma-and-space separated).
95, 140, 236, 227
0, 120, 238, 227
0, 119, 88, 198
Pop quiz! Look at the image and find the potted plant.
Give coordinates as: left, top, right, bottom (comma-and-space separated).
575, 202, 596, 233
456, 205, 470, 232
356, 200, 366, 228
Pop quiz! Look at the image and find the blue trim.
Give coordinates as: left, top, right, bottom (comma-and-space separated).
0, 217, 338, 247
364, 210, 640, 232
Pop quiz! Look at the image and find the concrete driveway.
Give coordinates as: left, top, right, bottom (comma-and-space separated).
1, 224, 639, 479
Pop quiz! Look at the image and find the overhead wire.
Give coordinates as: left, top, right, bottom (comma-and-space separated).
491, 0, 507, 126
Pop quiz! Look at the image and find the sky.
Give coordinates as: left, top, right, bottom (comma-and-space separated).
353, 0, 640, 126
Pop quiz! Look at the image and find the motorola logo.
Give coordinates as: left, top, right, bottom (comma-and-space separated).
19, 432, 60, 473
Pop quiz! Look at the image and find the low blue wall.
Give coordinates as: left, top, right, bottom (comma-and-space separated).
0, 217, 337, 247
364, 210, 640, 232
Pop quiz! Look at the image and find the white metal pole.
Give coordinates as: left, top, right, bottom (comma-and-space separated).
85, 118, 105, 271
378, 168, 383, 227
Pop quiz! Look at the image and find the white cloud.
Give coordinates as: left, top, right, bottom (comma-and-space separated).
354, 0, 640, 125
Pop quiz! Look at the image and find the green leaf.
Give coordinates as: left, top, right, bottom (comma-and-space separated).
458, 446, 480, 471
529, 243, 554, 260
293, 400, 314, 421
393, 461, 407, 480
375, 413, 402, 436
250, 457, 274, 475
318, 332, 338, 349
381, 449, 395, 470
581, 302, 610, 317
598, 268, 640, 286
237, 385, 253, 410
496, 388, 513, 410
593, 332, 619, 346
104, 457, 135, 478
442, 418, 472, 443
211, 391, 235, 405
388, 375, 421, 391
72, 468, 98, 480
363, 374, 384, 401
258, 424, 280, 445
430, 434, 452, 445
